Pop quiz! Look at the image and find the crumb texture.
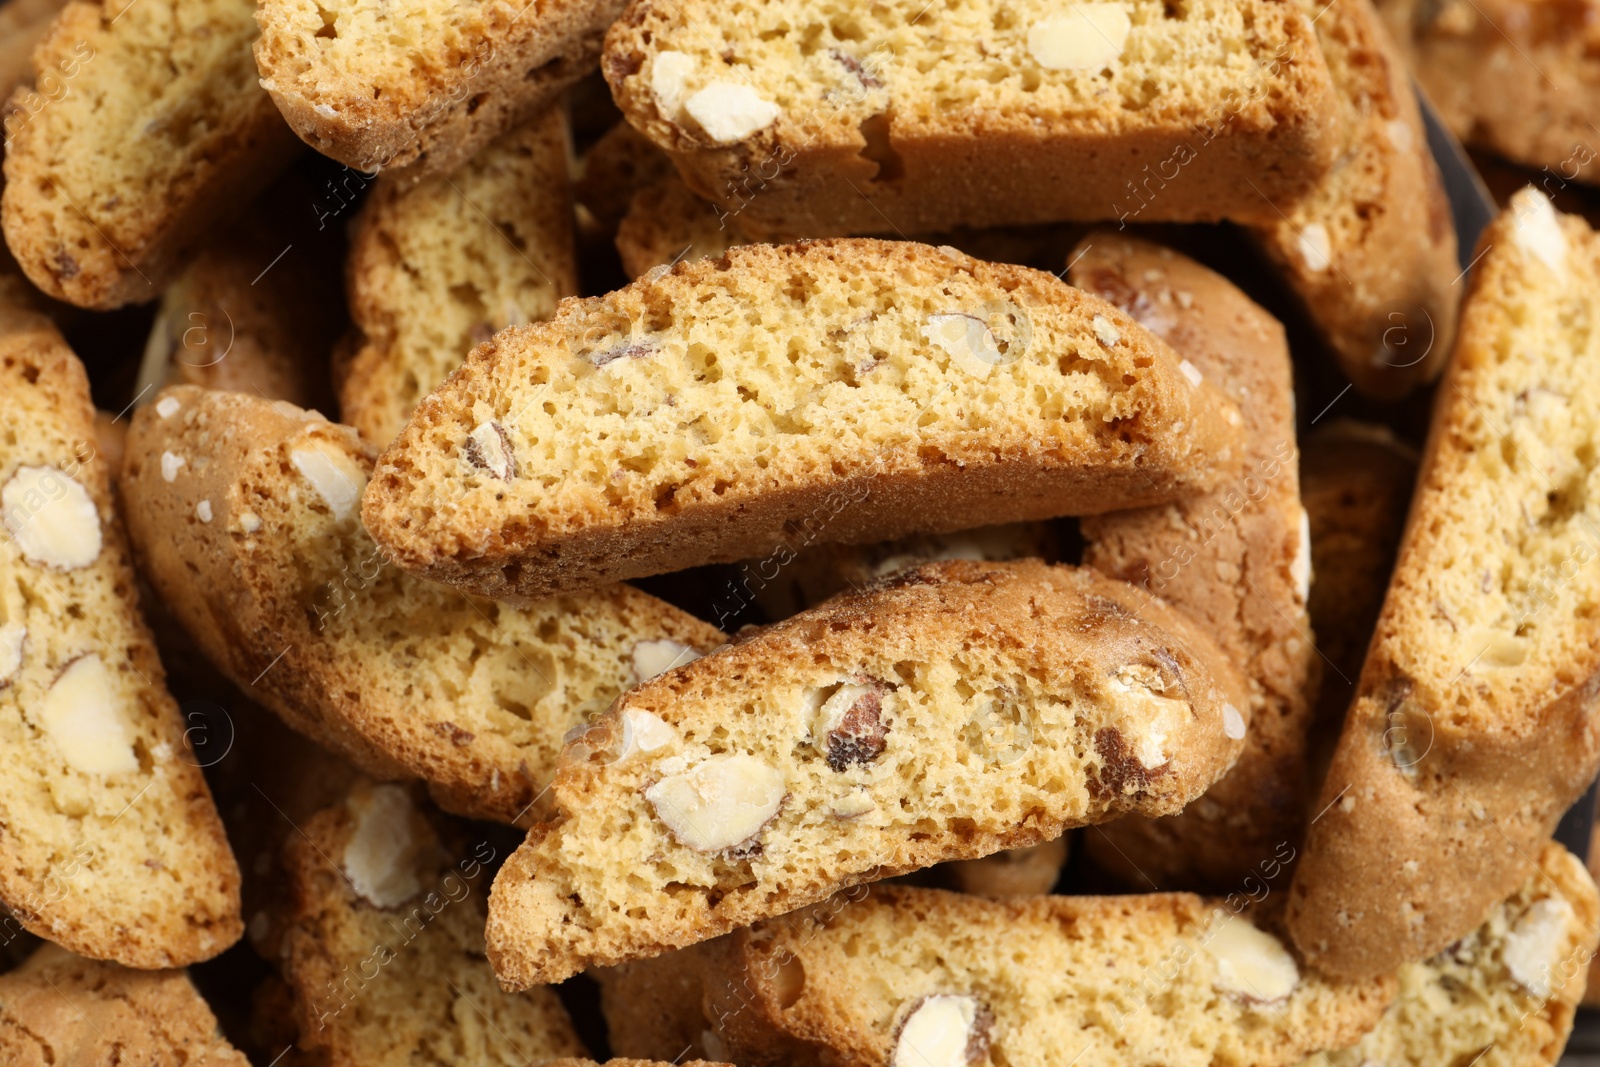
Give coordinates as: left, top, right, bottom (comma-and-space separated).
364, 239, 1244, 601
486, 560, 1249, 988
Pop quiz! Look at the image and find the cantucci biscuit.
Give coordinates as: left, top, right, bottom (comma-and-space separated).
118, 387, 725, 825
604, 885, 1393, 1067
1247, 0, 1458, 400
1070, 233, 1316, 890
363, 239, 1246, 602
339, 109, 579, 447
578, 121, 677, 232
252, 0, 624, 181
1300, 841, 1597, 1067
0, 304, 241, 968
740, 521, 1058, 626
1289, 190, 1600, 978
1, 0, 300, 308
486, 559, 1251, 987
936, 836, 1068, 897
274, 781, 587, 1066
136, 193, 343, 412
600, 0, 1341, 237
1377, 0, 1600, 185
0, 944, 249, 1065
616, 168, 746, 279
1300, 421, 1416, 737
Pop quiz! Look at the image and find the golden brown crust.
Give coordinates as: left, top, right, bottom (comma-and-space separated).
1, 0, 301, 308
0, 310, 242, 968
0, 945, 250, 1066
625, 886, 1394, 1067
1378, 0, 1600, 184
1073, 233, 1316, 890
601, 0, 1342, 236
1289, 195, 1600, 978
1248, 0, 1458, 400
275, 781, 587, 1066
341, 110, 579, 447
253, 0, 625, 182
363, 238, 1247, 602
119, 386, 726, 825
487, 559, 1252, 987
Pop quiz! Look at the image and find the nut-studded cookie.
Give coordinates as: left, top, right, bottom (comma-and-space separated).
252, 0, 623, 182
1299, 421, 1417, 742
272, 780, 586, 1067
603, 885, 1393, 1067
363, 239, 1246, 602
339, 108, 579, 447
935, 836, 1068, 897
1288, 189, 1600, 978
0, 944, 250, 1065
486, 559, 1252, 987
1070, 233, 1317, 890
119, 386, 725, 825
600, 0, 1341, 237
1247, 0, 1458, 400
1, 0, 300, 308
1376, 0, 1600, 185
1300, 840, 1597, 1067
0, 303, 241, 968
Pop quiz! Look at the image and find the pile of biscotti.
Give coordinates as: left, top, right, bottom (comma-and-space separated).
3, 0, 1600, 1062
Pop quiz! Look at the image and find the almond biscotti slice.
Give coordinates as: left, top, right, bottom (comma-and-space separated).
485, 559, 1252, 987
1247, 0, 1458, 400
364, 239, 1247, 602
0, 306, 242, 968
1, 0, 300, 309
0, 944, 249, 1065
615, 168, 748, 279
340, 109, 579, 447
273, 781, 587, 1066
607, 885, 1393, 1067
601, 0, 1341, 238
741, 521, 1058, 626
1299, 841, 1597, 1067
119, 386, 725, 825
136, 183, 344, 412
937, 836, 1068, 897
253, 0, 623, 182
1377, 0, 1600, 185
1068, 233, 1317, 890
578, 122, 677, 233
1288, 189, 1600, 979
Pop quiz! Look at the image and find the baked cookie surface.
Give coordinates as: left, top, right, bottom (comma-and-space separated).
1289, 190, 1600, 978
119, 386, 724, 825
487, 559, 1251, 987
363, 238, 1245, 601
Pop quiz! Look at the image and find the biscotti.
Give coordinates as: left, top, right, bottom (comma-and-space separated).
1299, 421, 1416, 734
601, 0, 1342, 237
1071, 233, 1317, 890
1288, 189, 1600, 978
1377, 0, 1600, 184
1304, 841, 1597, 1067
486, 559, 1251, 987
339, 109, 579, 446
610, 885, 1393, 1067
119, 386, 726, 825
0, 944, 249, 1065
253, 0, 624, 181
1, 0, 300, 308
0, 305, 242, 968
578, 121, 676, 232
273, 780, 587, 1066
741, 521, 1058, 625
137, 189, 343, 412
363, 239, 1246, 602
936, 836, 1068, 897
1247, 0, 1457, 400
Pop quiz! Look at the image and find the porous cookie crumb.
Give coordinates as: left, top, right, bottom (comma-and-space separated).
363, 239, 1245, 601
486, 559, 1251, 987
